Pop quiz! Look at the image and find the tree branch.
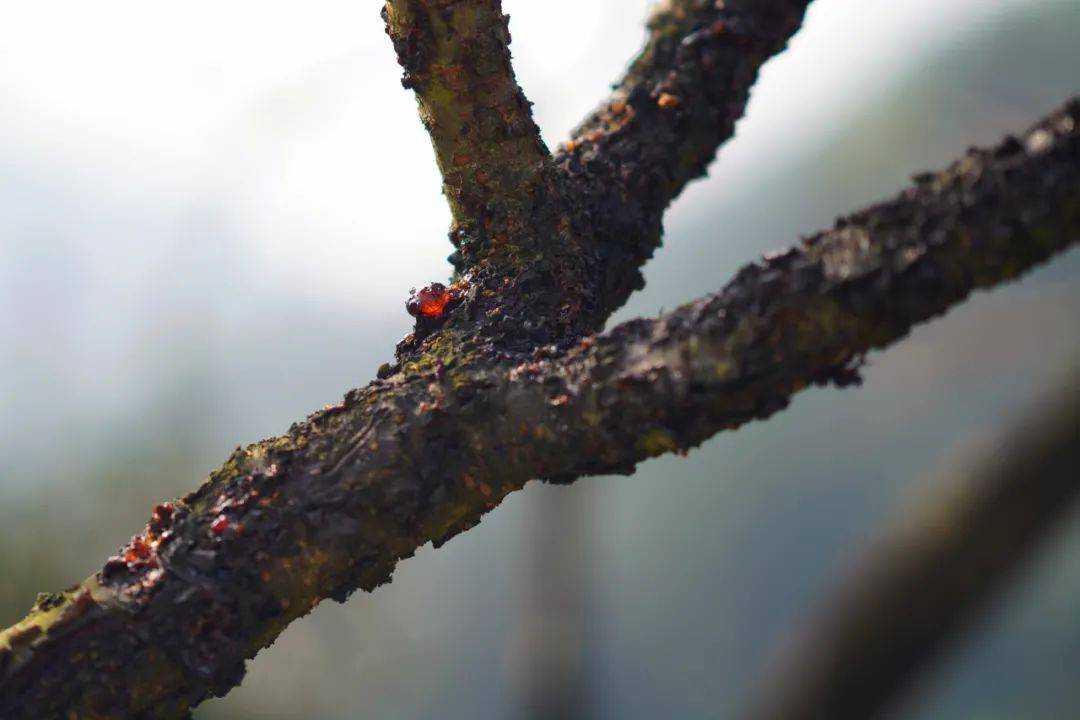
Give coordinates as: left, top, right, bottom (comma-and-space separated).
384, 0, 817, 350
557, 0, 814, 317
742, 366, 1080, 720
382, 0, 551, 262
382, 0, 613, 352
2, 97, 1076, 719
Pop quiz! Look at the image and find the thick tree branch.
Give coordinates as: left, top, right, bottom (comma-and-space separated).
2, 98, 1076, 719
557, 0, 814, 317
742, 367, 1080, 720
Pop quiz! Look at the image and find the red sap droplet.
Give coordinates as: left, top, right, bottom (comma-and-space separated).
406, 283, 452, 319
657, 93, 680, 110
130, 537, 151, 560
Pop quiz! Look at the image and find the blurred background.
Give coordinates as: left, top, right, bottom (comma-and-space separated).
2, 0, 1078, 717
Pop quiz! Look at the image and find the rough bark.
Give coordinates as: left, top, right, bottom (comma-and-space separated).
381, 0, 569, 270
383, 0, 817, 353
557, 0, 814, 318
743, 368, 1080, 720
2, 92, 1077, 718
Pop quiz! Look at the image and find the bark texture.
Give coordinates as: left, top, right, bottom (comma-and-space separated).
382, 0, 566, 269
557, 0, 814, 317
384, 0, 816, 351
1, 0, 1078, 714
2, 96, 1077, 719
382, 0, 600, 347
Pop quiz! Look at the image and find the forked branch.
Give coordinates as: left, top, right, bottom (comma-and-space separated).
2, 95, 1076, 718
384, 0, 817, 345
2, 0, 1078, 714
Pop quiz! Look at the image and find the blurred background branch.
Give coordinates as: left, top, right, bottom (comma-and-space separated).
744, 363, 1080, 720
